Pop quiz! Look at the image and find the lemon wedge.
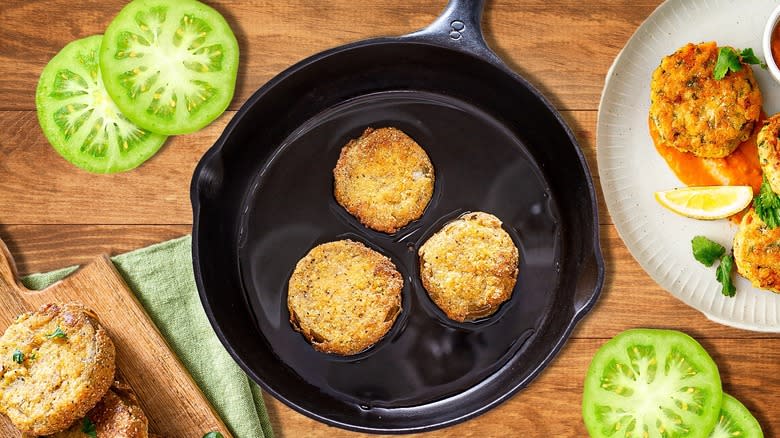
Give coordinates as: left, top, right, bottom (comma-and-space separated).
654, 186, 753, 219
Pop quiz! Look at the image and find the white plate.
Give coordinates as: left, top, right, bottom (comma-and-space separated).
598, 0, 780, 332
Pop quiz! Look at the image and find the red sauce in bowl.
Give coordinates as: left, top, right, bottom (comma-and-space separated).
773, 22, 780, 70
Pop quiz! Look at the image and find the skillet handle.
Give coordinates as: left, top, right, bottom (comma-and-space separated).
404, 0, 502, 64
572, 246, 605, 319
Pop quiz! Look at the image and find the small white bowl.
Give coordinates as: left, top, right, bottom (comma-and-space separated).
763, 4, 780, 83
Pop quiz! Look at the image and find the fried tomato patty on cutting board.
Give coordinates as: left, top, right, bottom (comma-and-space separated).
649, 42, 761, 158
0, 302, 115, 435
333, 127, 434, 233
418, 212, 519, 322
733, 209, 780, 294
25, 380, 149, 438
287, 240, 403, 355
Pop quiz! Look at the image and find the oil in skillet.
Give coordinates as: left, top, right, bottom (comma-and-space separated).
237, 91, 562, 408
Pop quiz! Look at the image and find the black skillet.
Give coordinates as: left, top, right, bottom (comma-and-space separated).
191, 0, 604, 433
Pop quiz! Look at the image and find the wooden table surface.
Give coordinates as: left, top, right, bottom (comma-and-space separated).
1, 0, 778, 437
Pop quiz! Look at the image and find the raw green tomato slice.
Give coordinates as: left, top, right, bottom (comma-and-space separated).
99, 0, 239, 135
582, 329, 723, 438
36, 35, 167, 173
708, 393, 763, 438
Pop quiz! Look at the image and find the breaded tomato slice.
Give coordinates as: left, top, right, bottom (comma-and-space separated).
334, 127, 434, 233
418, 212, 519, 322
650, 42, 761, 158
0, 302, 115, 435
288, 240, 402, 355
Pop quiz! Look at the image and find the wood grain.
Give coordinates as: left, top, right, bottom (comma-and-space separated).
0, 0, 657, 112
0, 224, 774, 341
0, 111, 615, 225
0, 110, 224, 225
0, 225, 190, 274
0, 0, 778, 437
262, 338, 780, 438
0, 240, 230, 438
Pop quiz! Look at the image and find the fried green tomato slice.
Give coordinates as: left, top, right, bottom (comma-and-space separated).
36, 35, 167, 173
757, 114, 780, 194
0, 302, 115, 435
708, 393, 763, 438
99, 0, 239, 135
733, 209, 780, 294
583, 329, 722, 438
649, 42, 761, 158
23, 381, 149, 438
287, 240, 403, 355
334, 127, 435, 233
418, 212, 519, 322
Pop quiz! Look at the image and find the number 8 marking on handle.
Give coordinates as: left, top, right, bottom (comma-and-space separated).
449, 20, 465, 40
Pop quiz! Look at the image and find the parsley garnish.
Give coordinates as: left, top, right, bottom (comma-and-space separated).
46, 326, 67, 339
11, 350, 23, 364
203, 433, 224, 438
754, 177, 780, 228
716, 253, 736, 297
691, 236, 726, 267
82, 417, 97, 438
692, 236, 738, 297
714, 47, 767, 80
739, 48, 767, 68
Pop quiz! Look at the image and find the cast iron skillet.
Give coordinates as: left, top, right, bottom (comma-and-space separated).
191, 0, 604, 433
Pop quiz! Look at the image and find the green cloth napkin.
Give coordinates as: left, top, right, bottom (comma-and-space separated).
21, 236, 273, 438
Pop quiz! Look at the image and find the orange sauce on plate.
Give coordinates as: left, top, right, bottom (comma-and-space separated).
649, 114, 765, 222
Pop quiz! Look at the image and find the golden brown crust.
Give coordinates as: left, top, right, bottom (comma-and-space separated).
758, 114, 780, 194
27, 380, 149, 438
0, 302, 116, 435
649, 42, 762, 158
333, 127, 435, 233
32, 381, 151, 438
734, 209, 780, 294
287, 240, 403, 355
418, 212, 520, 322
89, 381, 148, 438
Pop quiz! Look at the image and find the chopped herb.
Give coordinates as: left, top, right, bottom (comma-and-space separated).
28, 352, 37, 360
714, 47, 767, 80
202, 433, 224, 438
11, 350, 23, 364
754, 177, 780, 228
46, 326, 67, 339
739, 48, 767, 69
82, 417, 97, 438
716, 253, 736, 297
692, 236, 726, 266
714, 47, 742, 79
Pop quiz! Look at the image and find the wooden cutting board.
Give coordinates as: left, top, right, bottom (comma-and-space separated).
0, 239, 231, 438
